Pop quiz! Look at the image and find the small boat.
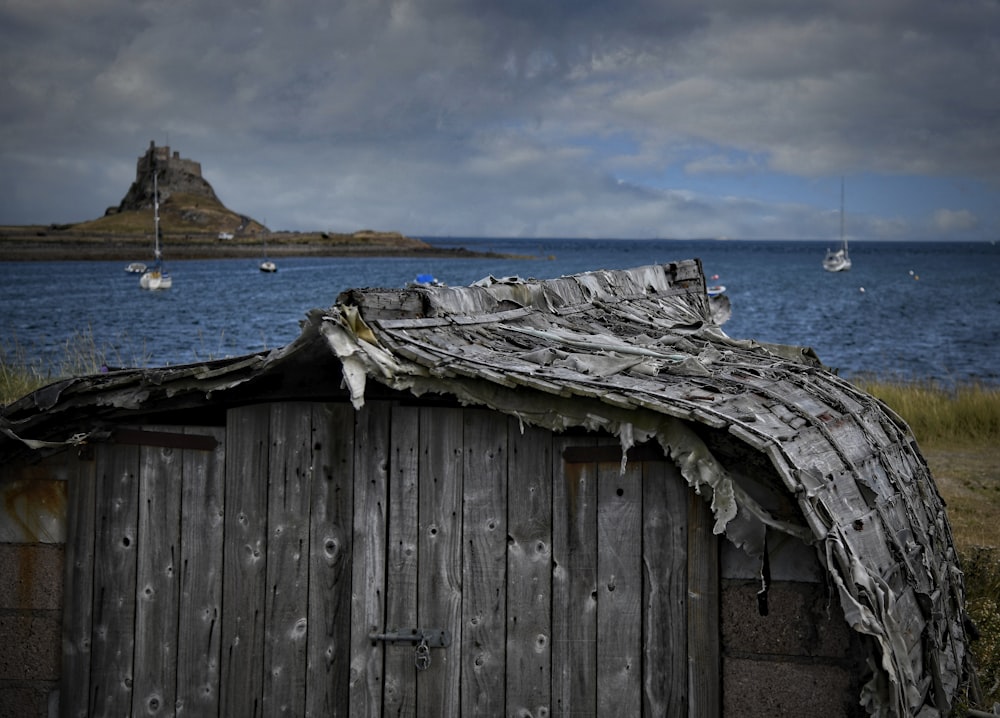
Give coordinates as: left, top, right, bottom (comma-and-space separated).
706, 272, 726, 297
259, 233, 277, 272
125, 262, 147, 273
409, 273, 444, 287
823, 178, 852, 272
140, 171, 172, 290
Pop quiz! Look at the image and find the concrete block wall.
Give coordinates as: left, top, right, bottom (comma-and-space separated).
0, 542, 64, 718
720, 537, 868, 717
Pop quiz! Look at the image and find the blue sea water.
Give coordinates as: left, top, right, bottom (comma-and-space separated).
1, 238, 998, 385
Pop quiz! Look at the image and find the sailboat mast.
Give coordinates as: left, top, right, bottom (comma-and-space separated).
153, 170, 161, 261
840, 177, 847, 253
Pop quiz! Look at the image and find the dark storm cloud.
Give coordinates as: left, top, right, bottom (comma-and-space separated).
1, 0, 997, 239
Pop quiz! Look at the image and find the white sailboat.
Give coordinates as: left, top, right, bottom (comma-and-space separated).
140, 171, 172, 290
259, 233, 277, 272
823, 178, 852, 272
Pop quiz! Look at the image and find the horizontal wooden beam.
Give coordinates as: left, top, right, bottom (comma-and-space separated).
112, 428, 218, 451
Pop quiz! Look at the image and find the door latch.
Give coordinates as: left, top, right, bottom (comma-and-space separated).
369, 627, 451, 648
369, 628, 451, 671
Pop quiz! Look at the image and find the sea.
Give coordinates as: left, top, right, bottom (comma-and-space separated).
2, 238, 998, 386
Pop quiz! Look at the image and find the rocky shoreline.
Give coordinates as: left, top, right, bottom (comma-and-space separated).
0, 228, 520, 262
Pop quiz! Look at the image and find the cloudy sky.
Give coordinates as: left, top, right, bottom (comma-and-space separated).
2, 0, 998, 241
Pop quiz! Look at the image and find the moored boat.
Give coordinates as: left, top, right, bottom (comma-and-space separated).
823, 178, 852, 272
139, 170, 172, 290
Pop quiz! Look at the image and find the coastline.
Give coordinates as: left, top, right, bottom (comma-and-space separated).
0, 228, 520, 262
0, 241, 514, 262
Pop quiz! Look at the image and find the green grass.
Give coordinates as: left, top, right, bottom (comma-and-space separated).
853, 376, 1000, 450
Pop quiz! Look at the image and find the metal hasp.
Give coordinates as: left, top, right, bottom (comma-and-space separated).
370, 628, 451, 671
369, 627, 452, 648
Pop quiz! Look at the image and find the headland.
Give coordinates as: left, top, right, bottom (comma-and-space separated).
0, 141, 515, 262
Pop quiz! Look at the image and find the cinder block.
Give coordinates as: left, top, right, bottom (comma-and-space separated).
721, 579, 852, 657
0, 543, 65, 610
724, 658, 864, 718
0, 685, 51, 718
0, 615, 61, 680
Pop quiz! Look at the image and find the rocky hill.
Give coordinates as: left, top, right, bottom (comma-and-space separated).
95, 141, 265, 236
0, 142, 514, 261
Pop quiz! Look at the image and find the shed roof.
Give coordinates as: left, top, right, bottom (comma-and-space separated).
0, 259, 970, 717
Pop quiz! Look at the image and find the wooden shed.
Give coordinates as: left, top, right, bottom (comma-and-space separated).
0, 259, 972, 717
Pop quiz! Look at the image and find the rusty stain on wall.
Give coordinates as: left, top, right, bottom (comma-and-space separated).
0, 479, 66, 543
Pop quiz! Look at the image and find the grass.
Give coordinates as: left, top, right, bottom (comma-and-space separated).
1, 348, 998, 709
1, 329, 150, 404
853, 377, 1000, 450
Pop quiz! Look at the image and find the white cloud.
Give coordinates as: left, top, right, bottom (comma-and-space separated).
932, 208, 978, 233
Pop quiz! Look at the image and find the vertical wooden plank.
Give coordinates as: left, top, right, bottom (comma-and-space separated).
349, 401, 390, 716
642, 459, 689, 715
221, 405, 270, 718
596, 457, 642, 714
61, 452, 96, 718
89, 443, 139, 716
505, 421, 552, 717
262, 403, 313, 716
460, 409, 508, 717
417, 406, 464, 716
306, 403, 354, 718
132, 431, 182, 717
551, 436, 598, 717
687, 491, 720, 718
383, 404, 419, 717
177, 426, 226, 716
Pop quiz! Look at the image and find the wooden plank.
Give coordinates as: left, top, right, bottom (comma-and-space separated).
89, 443, 139, 716
383, 404, 420, 717
221, 405, 271, 718
349, 401, 390, 716
687, 490, 720, 718
461, 409, 508, 716
132, 428, 182, 717
262, 403, 313, 716
416, 406, 464, 716
642, 459, 689, 715
176, 425, 226, 716
506, 421, 553, 717
596, 455, 643, 714
306, 403, 354, 718
61, 451, 96, 718
551, 435, 598, 717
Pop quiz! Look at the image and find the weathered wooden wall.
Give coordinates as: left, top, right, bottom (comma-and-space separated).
51, 398, 859, 717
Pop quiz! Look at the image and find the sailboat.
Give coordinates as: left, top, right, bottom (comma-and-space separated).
822, 178, 852, 272
139, 171, 172, 290
259, 233, 277, 272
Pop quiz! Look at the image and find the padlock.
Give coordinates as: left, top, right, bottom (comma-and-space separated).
414, 639, 431, 671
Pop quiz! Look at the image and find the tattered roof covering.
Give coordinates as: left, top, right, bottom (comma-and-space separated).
1, 259, 970, 717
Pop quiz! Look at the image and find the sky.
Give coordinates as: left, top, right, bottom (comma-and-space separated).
1, 0, 998, 241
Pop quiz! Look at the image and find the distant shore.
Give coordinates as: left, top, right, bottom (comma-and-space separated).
0, 227, 522, 262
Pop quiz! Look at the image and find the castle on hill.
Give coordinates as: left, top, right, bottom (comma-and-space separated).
106, 141, 222, 215
137, 140, 203, 179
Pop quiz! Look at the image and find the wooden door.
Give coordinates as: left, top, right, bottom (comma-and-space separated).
354, 405, 719, 717
554, 440, 719, 717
